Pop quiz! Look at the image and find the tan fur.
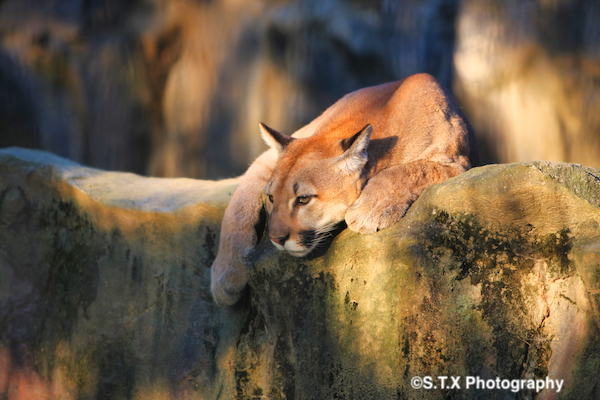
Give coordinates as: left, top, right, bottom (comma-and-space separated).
211, 73, 478, 306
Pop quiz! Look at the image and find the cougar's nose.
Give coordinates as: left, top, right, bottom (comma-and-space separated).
270, 234, 289, 247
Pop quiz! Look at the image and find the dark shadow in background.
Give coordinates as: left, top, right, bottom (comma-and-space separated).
0, 51, 40, 150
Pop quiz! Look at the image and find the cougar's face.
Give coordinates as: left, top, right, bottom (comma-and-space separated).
259, 122, 371, 256
265, 157, 358, 256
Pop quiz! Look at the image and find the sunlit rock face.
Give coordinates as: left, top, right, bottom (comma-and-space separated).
1, 148, 600, 399
454, 0, 600, 168
242, 161, 600, 399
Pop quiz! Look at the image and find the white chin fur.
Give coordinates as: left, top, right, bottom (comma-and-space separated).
269, 239, 311, 257
286, 249, 310, 257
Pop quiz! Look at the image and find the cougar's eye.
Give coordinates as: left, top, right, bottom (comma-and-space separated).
297, 195, 311, 205
268, 194, 274, 203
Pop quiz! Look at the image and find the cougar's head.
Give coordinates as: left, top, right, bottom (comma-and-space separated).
260, 122, 372, 256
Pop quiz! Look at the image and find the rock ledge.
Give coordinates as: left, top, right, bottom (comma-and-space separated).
1, 148, 599, 399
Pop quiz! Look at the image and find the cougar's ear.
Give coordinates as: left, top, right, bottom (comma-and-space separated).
336, 124, 372, 175
259, 122, 294, 153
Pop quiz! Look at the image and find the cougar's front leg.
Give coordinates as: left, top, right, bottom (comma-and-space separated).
345, 161, 466, 234
211, 149, 277, 306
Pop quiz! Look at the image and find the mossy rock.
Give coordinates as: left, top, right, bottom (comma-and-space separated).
0, 147, 242, 399
242, 162, 600, 399
1, 148, 599, 399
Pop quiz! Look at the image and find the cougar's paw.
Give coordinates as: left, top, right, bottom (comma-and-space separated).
345, 196, 411, 235
210, 253, 249, 306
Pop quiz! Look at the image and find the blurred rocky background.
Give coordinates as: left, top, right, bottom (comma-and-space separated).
1, 0, 599, 179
